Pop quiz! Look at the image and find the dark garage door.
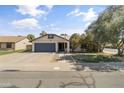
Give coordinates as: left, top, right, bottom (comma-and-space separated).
34, 43, 56, 52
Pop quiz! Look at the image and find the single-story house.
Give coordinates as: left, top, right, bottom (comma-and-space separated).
32, 34, 70, 52
0, 36, 31, 50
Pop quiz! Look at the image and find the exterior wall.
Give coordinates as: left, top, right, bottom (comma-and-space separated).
15, 38, 30, 50
55, 43, 58, 52
32, 43, 34, 52
32, 35, 70, 52
0, 43, 6, 48
26, 45, 32, 50
67, 42, 70, 53
0, 42, 15, 50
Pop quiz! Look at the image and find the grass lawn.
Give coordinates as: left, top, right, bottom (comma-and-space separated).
0, 51, 16, 55
0, 50, 26, 56
72, 53, 122, 63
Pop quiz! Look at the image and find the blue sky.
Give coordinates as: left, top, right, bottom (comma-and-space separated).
0, 5, 107, 37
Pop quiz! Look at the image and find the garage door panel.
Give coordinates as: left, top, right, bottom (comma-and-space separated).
34, 43, 55, 52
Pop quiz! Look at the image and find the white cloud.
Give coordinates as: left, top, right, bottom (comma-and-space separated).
66, 8, 80, 16
11, 18, 41, 29
82, 22, 91, 31
67, 8, 98, 32
16, 5, 54, 17
46, 5, 54, 10
67, 8, 98, 23
16, 5, 47, 17
81, 8, 98, 22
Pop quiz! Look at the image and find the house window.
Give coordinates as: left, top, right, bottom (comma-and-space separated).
6, 43, 12, 48
48, 34, 54, 39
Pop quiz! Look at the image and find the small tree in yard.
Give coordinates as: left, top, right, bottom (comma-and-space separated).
70, 33, 81, 51
69, 32, 101, 53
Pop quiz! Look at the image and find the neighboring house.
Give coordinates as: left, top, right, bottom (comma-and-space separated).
32, 34, 70, 52
0, 36, 31, 50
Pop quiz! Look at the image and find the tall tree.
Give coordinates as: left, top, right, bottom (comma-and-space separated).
80, 33, 86, 44
27, 34, 35, 41
85, 5, 124, 56
40, 31, 47, 36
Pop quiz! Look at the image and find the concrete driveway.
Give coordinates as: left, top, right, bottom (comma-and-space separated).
0, 53, 75, 71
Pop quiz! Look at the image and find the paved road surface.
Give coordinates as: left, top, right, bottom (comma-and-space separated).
0, 71, 124, 88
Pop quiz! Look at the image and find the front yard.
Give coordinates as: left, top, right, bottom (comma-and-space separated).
0, 50, 28, 56
70, 53, 124, 71
72, 53, 122, 63
0, 51, 16, 56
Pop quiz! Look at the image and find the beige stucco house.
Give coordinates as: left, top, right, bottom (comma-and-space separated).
32, 34, 70, 52
0, 36, 31, 50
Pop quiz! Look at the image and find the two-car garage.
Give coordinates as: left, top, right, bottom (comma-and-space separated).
32, 34, 70, 52
34, 43, 56, 52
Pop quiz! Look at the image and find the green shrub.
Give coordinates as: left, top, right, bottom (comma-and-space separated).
81, 41, 101, 53
73, 54, 121, 63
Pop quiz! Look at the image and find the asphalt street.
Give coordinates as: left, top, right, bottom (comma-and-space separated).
0, 71, 124, 88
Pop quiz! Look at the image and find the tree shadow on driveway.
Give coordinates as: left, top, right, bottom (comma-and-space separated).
0, 80, 42, 88
60, 54, 118, 72
59, 72, 96, 88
